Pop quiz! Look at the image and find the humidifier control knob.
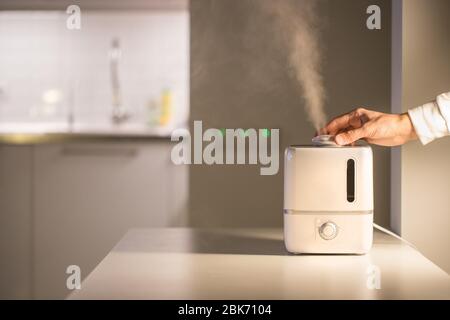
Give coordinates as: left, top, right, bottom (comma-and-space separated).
319, 222, 338, 240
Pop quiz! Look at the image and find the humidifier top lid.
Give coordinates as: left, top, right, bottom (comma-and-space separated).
311, 135, 338, 146
289, 135, 369, 148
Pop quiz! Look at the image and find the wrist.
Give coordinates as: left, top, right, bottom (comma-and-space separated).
400, 112, 418, 141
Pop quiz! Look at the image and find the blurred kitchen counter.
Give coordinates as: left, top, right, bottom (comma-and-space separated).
0, 140, 188, 299
68, 228, 450, 300
0, 122, 179, 144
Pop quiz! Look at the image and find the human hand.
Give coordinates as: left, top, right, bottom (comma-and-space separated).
320, 108, 418, 146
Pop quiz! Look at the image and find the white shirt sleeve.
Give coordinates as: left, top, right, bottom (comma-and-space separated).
408, 91, 450, 145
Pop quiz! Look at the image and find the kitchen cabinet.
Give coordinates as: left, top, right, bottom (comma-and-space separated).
0, 146, 33, 299
0, 140, 188, 299
0, 0, 188, 11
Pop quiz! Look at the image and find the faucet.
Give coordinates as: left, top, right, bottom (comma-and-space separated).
109, 37, 129, 124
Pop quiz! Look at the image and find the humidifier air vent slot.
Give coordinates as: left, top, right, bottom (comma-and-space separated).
347, 159, 355, 202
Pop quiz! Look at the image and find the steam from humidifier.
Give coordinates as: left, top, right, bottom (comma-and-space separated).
265, 0, 327, 131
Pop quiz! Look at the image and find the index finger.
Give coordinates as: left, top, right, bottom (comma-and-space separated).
323, 112, 355, 135
323, 108, 368, 135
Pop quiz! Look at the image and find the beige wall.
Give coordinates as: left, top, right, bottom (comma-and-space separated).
400, 0, 450, 273
190, 0, 392, 227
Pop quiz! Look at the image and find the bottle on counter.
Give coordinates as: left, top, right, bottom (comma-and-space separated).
159, 88, 172, 126
147, 87, 173, 127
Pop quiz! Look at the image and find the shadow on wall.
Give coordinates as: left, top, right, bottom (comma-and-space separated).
189, 0, 391, 228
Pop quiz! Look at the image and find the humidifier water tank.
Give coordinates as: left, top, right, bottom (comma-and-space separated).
283, 139, 374, 254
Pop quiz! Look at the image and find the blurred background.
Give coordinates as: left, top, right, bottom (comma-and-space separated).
0, 0, 448, 299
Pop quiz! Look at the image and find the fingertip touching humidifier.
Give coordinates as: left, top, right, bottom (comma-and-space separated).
283, 135, 374, 254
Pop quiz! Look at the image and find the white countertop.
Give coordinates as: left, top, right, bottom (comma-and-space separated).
68, 228, 450, 300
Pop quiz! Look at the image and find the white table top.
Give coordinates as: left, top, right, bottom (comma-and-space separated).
69, 228, 450, 300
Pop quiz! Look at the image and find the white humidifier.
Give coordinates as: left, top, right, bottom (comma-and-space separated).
283, 135, 373, 254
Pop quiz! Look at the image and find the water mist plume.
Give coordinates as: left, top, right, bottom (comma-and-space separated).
263, 0, 327, 131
